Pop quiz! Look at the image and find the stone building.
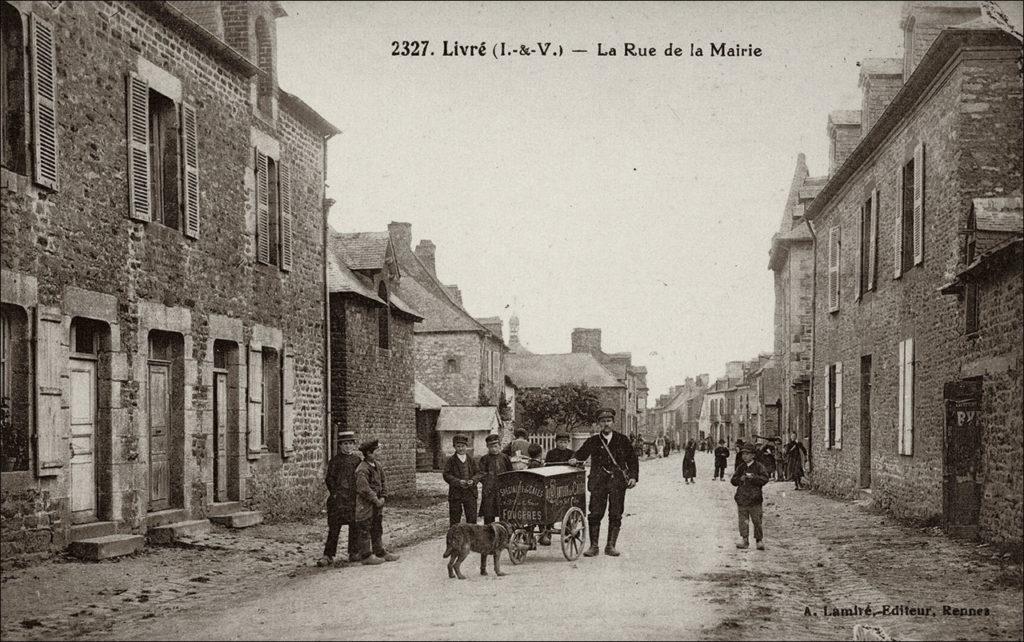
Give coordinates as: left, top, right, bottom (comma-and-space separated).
570, 328, 646, 434
327, 231, 422, 495
1, 0, 337, 559
648, 376, 707, 445
804, 2, 1022, 542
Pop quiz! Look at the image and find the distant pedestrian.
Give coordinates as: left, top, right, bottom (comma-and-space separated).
713, 439, 730, 480
731, 443, 769, 550
478, 434, 511, 525
318, 430, 361, 568
655, 435, 665, 458
759, 440, 777, 481
681, 439, 697, 483
733, 439, 745, 470
443, 435, 480, 525
662, 438, 670, 459
774, 438, 787, 481
352, 439, 400, 564
785, 435, 808, 490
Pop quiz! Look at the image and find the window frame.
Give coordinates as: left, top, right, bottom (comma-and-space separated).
901, 158, 915, 272
0, 2, 27, 175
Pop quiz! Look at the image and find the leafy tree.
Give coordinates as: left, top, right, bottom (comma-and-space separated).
518, 383, 602, 434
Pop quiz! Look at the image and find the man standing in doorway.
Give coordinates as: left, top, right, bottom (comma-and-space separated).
569, 408, 639, 557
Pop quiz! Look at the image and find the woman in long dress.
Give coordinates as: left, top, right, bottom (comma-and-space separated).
785, 436, 807, 490
681, 439, 697, 484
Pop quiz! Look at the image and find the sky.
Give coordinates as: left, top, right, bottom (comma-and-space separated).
274, 1, 1018, 400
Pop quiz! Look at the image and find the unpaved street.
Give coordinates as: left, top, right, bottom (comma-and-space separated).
118, 454, 1024, 641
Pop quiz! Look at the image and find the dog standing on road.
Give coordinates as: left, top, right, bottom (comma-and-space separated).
442, 522, 512, 579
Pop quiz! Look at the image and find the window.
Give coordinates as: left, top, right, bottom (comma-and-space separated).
827, 362, 843, 449
377, 282, 390, 349
261, 348, 281, 452
445, 357, 459, 374
901, 159, 915, 271
147, 89, 179, 228
1, 305, 30, 472
70, 318, 101, 356
266, 157, 279, 264
859, 191, 878, 296
254, 151, 292, 270
1, 3, 26, 174
828, 226, 841, 312
897, 339, 914, 456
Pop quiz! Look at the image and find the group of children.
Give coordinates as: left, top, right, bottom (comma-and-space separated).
318, 431, 401, 568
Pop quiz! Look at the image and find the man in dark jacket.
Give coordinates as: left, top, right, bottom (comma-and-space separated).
478, 433, 511, 525
352, 439, 399, 565
318, 430, 361, 567
733, 439, 745, 470
443, 435, 480, 525
713, 439, 730, 480
731, 443, 770, 550
569, 408, 639, 557
544, 432, 574, 464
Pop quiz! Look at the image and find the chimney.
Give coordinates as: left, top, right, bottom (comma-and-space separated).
726, 361, 745, 381
509, 314, 520, 343
697, 373, 710, 387
387, 221, 412, 254
415, 239, 436, 277
901, 1, 981, 82
571, 328, 602, 355
859, 58, 904, 135
444, 285, 463, 308
827, 111, 862, 176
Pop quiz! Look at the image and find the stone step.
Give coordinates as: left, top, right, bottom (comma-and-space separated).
148, 519, 212, 545
209, 511, 263, 529
70, 521, 118, 542
206, 501, 244, 518
145, 508, 188, 529
68, 534, 145, 561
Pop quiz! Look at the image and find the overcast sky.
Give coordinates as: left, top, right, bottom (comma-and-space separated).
275, 1, 1019, 400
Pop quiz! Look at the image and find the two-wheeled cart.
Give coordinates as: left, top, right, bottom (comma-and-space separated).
495, 464, 587, 564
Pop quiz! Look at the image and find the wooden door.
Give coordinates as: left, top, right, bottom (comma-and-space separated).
148, 361, 170, 511
944, 379, 983, 537
69, 359, 97, 523
213, 371, 228, 501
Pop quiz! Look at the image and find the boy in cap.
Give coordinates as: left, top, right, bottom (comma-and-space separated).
545, 432, 574, 464
352, 439, 400, 565
443, 434, 480, 525
731, 443, 770, 550
318, 430, 361, 567
478, 433, 511, 525
713, 439, 730, 481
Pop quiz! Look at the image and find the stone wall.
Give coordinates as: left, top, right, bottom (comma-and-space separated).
809, 49, 1021, 527
413, 332, 482, 406
0, 1, 328, 555
330, 294, 417, 496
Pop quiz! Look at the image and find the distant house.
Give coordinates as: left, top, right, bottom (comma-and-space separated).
328, 231, 423, 495
649, 376, 708, 445
414, 380, 446, 470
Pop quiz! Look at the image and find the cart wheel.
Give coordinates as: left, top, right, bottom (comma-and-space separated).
560, 506, 586, 562
508, 528, 530, 565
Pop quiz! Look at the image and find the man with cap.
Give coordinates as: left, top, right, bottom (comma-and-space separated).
352, 439, 400, 565
731, 442, 770, 550
443, 434, 480, 525
477, 433, 512, 525
569, 407, 639, 557
318, 430, 361, 567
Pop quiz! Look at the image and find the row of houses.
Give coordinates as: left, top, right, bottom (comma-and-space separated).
0, 0, 520, 561
767, 1, 1022, 545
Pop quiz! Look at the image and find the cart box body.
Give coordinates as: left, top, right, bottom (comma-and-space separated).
496, 466, 586, 525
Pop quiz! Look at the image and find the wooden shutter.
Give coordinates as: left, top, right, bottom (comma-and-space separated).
856, 204, 864, 302
826, 367, 833, 449
912, 142, 924, 265
868, 189, 879, 290
126, 73, 151, 221
834, 361, 843, 449
279, 163, 293, 271
893, 166, 903, 279
828, 226, 840, 312
247, 344, 263, 458
34, 306, 65, 476
281, 347, 295, 457
30, 14, 58, 190
255, 150, 270, 264
903, 338, 914, 455
180, 102, 199, 239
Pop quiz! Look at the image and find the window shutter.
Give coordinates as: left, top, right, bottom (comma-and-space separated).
281, 347, 295, 457
868, 189, 879, 290
180, 102, 199, 239
913, 142, 924, 265
34, 306, 65, 476
279, 163, 293, 271
247, 344, 263, 458
30, 14, 58, 191
828, 226, 840, 312
834, 361, 843, 449
904, 338, 914, 455
826, 368, 833, 449
255, 150, 270, 263
856, 204, 864, 302
897, 340, 906, 455
893, 166, 903, 279
126, 73, 151, 221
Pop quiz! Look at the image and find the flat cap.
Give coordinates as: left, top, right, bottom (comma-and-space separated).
337, 431, 356, 443
359, 439, 379, 454
596, 407, 616, 421
485, 434, 501, 445
555, 432, 571, 441
452, 434, 469, 446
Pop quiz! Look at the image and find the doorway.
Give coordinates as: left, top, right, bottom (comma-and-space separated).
859, 355, 872, 489
943, 378, 983, 538
148, 331, 183, 512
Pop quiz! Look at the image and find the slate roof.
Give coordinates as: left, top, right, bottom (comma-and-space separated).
333, 232, 391, 271
436, 406, 499, 433
506, 353, 624, 389
415, 380, 447, 410
974, 197, 1023, 234
328, 232, 422, 320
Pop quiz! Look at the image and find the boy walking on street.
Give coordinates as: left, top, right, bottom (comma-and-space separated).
318, 430, 361, 567
443, 435, 480, 525
731, 443, 769, 550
